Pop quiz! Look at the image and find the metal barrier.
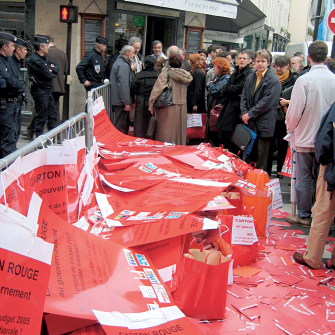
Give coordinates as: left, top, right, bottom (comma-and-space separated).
20, 68, 34, 116
87, 83, 112, 130
0, 112, 91, 171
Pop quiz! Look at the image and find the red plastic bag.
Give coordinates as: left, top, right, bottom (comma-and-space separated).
187, 114, 207, 139
281, 145, 292, 177
217, 215, 258, 267
173, 239, 230, 320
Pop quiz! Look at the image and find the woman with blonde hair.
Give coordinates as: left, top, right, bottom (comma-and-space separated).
149, 54, 193, 145
187, 53, 206, 114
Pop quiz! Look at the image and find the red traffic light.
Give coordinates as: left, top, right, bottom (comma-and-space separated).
60, 5, 78, 23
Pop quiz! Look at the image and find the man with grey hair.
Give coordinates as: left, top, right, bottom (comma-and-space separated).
151, 40, 167, 60
129, 36, 142, 74
110, 45, 135, 134
179, 48, 191, 72
291, 56, 304, 77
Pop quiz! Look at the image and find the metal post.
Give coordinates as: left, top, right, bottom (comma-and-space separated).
62, 0, 73, 122
313, 0, 323, 41
332, 36, 335, 58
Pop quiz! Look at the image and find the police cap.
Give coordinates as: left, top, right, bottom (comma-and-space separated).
96, 36, 108, 45
34, 35, 50, 44
15, 37, 29, 48
0, 31, 17, 43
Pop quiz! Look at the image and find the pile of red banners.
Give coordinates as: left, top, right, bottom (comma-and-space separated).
1, 99, 335, 335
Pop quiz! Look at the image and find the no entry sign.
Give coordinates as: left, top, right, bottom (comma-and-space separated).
328, 8, 335, 35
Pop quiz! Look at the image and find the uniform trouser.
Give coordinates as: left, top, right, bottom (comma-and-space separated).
303, 165, 335, 269
31, 87, 58, 137
14, 103, 22, 143
112, 105, 130, 135
295, 152, 317, 218
0, 102, 19, 158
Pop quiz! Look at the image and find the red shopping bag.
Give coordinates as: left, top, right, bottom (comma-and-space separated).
173, 239, 230, 320
281, 145, 292, 177
187, 113, 207, 139
217, 215, 258, 266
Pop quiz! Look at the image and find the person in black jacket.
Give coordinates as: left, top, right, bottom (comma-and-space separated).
240, 49, 281, 169
27, 35, 59, 138
187, 53, 205, 114
293, 101, 335, 269
130, 56, 158, 138
76, 36, 108, 92
215, 50, 253, 153
266, 55, 296, 176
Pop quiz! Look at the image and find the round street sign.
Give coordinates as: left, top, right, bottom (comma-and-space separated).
328, 8, 335, 35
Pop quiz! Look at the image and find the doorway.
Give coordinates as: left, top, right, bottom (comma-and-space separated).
145, 16, 176, 56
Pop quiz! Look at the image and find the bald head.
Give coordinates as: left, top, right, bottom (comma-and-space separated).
167, 45, 179, 57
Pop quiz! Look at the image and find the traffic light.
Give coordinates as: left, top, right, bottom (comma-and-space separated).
60, 5, 78, 23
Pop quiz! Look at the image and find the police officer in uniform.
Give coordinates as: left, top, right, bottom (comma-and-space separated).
9, 37, 29, 143
0, 31, 25, 158
76, 36, 108, 92
27, 35, 59, 138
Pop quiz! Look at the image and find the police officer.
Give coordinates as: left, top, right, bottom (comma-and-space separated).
27, 35, 59, 138
0, 31, 25, 158
76, 36, 108, 92
9, 37, 28, 143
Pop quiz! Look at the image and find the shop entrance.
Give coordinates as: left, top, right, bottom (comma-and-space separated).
145, 16, 176, 56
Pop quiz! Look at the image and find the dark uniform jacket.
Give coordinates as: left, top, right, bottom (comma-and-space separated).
187, 68, 205, 114
27, 52, 59, 91
0, 54, 24, 98
215, 64, 253, 132
240, 69, 281, 137
76, 48, 104, 90
48, 46, 68, 94
315, 102, 335, 191
130, 67, 158, 138
110, 55, 134, 106
9, 54, 24, 96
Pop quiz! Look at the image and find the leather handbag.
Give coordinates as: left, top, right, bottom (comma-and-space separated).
154, 70, 173, 110
209, 100, 223, 132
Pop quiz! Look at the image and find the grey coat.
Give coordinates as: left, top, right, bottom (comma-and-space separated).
240, 69, 281, 137
110, 55, 134, 106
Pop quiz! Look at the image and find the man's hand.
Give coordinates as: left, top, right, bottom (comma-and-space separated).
84, 80, 91, 87
124, 104, 131, 112
283, 106, 288, 113
193, 106, 198, 112
242, 113, 250, 124
50, 64, 54, 68
279, 98, 290, 106
131, 62, 137, 71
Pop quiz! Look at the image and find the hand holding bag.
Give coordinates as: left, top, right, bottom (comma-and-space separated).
173, 238, 231, 320
154, 70, 173, 110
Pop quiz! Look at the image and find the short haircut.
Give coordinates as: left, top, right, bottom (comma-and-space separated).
326, 58, 335, 74
243, 49, 255, 61
231, 51, 238, 59
129, 36, 142, 46
144, 55, 156, 70
121, 45, 132, 55
275, 55, 291, 67
216, 51, 226, 58
264, 50, 272, 64
221, 51, 231, 59
308, 40, 328, 63
255, 49, 270, 63
166, 46, 179, 57
212, 57, 230, 75
168, 53, 183, 68
198, 49, 208, 57
152, 40, 163, 48
238, 50, 251, 60
14, 43, 26, 51
0, 39, 10, 50
33, 42, 45, 51
207, 44, 218, 54
294, 52, 303, 58
216, 46, 227, 52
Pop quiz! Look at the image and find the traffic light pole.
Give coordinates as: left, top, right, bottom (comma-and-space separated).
62, 0, 73, 122
313, 0, 323, 41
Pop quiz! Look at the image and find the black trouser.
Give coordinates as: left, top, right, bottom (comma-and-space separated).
14, 102, 22, 143
112, 105, 130, 135
0, 102, 19, 158
266, 119, 288, 175
30, 86, 58, 137
248, 136, 271, 170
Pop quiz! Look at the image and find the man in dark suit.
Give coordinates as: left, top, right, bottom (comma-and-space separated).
47, 36, 68, 124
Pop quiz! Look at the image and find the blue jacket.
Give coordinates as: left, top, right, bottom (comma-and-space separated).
240, 69, 281, 137
315, 101, 335, 191
207, 74, 230, 111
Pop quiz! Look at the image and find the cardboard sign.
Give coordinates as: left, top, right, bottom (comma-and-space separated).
231, 216, 258, 245
187, 114, 203, 128
266, 178, 283, 209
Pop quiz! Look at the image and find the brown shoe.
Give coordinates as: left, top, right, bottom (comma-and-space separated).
293, 252, 309, 266
286, 214, 312, 227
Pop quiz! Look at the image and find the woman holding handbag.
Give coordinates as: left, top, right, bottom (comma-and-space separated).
149, 54, 193, 145
187, 53, 206, 114
207, 57, 231, 146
